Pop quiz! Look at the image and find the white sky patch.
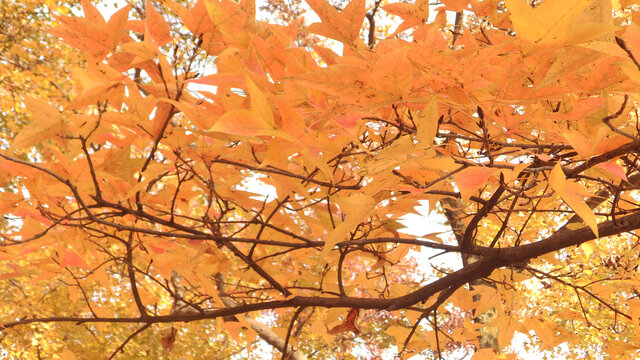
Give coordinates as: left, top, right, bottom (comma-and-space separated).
240, 174, 278, 202
95, 1, 127, 19
400, 201, 462, 273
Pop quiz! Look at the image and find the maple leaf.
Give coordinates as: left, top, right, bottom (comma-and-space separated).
49, 1, 129, 60
384, 0, 429, 34
145, 0, 172, 46
306, 0, 366, 44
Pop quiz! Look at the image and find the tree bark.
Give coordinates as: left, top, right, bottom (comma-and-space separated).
441, 197, 499, 351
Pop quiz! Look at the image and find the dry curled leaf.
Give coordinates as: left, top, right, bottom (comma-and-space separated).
160, 326, 178, 353
328, 308, 360, 335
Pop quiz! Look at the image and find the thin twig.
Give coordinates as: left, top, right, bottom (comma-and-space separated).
107, 323, 152, 360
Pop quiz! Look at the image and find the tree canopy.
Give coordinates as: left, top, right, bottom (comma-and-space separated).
3, 0, 640, 359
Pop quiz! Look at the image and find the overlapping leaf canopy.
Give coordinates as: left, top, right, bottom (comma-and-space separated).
3, 0, 640, 359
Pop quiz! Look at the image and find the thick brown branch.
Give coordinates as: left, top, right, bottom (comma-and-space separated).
474, 210, 640, 261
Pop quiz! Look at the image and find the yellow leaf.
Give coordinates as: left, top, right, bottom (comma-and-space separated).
580, 241, 595, 258
103, 145, 144, 181
504, 0, 590, 45
415, 97, 438, 148
323, 194, 375, 256
549, 163, 598, 237
246, 75, 275, 128
13, 97, 65, 148
496, 315, 525, 350
210, 109, 276, 137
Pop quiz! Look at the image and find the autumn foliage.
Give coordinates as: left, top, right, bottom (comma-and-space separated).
3, 0, 640, 359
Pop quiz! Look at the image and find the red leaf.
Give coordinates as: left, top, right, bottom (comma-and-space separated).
597, 160, 628, 181
328, 308, 360, 335
335, 112, 360, 129
60, 250, 91, 270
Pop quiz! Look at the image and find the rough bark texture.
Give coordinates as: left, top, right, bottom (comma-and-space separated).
441, 197, 499, 351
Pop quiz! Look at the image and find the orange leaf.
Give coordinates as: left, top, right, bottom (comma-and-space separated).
81, 0, 106, 26
384, 0, 428, 34
59, 350, 78, 360
164, 0, 213, 36
146, 0, 172, 46
105, 4, 131, 50
592, 135, 632, 155
471, 349, 496, 360
441, 0, 469, 12
246, 75, 275, 128
563, 130, 593, 157
152, 101, 174, 138
368, 48, 412, 99
415, 97, 438, 147
189, 73, 244, 87
13, 97, 65, 149
306, 0, 366, 43
50, 2, 129, 60
453, 166, 494, 201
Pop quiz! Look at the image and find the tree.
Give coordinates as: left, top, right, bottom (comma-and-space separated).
2, 0, 640, 359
